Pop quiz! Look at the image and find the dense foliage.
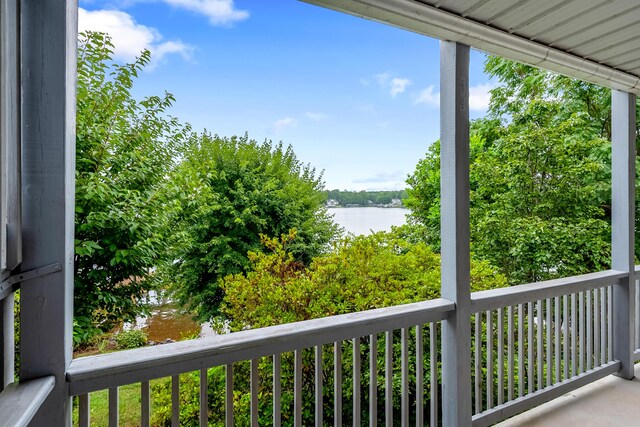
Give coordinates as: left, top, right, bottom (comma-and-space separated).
406, 57, 618, 284
74, 32, 188, 342
74, 32, 339, 340
324, 189, 408, 206
222, 230, 506, 329
148, 230, 506, 426
163, 134, 340, 322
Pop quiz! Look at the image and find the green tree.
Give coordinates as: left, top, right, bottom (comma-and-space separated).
74, 32, 187, 342
149, 230, 506, 426
406, 57, 614, 284
164, 134, 339, 322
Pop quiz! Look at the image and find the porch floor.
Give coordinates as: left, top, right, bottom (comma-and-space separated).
497, 364, 640, 426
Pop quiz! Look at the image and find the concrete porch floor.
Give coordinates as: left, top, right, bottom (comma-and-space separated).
497, 364, 640, 426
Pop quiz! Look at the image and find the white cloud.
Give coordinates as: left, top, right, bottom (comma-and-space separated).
414, 85, 439, 107
469, 83, 493, 111
375, 72, 390, 86
351, 170, 407, 190
79, 8, 193, 66
162, 0, 249, 26
305, 112, 328, 121
272, 117, 296, 132
390, 78, 411, 97
365, 72, 411, 97
413, 83, 493, 111
353, 170, 405, 184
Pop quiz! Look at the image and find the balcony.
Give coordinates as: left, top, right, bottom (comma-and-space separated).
56, 270, 640, 426
3, 0, 640, 426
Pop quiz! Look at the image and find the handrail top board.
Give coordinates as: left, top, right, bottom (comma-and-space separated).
67, 298, 454, 394
0, 376, 55, 427
471, 269, 627, 312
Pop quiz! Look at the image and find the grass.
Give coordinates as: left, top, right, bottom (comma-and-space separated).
72, 383, 144, 427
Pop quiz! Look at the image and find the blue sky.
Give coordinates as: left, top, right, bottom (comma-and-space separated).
79, 0, 494, 190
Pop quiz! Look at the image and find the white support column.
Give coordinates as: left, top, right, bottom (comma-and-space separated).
440, 40, 472, 426
611, 90, 636, 379
19, 0, 77, 425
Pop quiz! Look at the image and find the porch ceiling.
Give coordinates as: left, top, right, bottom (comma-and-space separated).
302, 0, 640, 94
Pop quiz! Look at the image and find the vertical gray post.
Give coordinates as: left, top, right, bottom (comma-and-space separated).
440, 41, 472, 426
1, 0, 22, 391
611, 90, 636, 379
20, 0, 77, 425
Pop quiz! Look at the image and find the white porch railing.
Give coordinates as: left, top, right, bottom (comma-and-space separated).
68, 298, 453, 426
64, 269, 639, 426
470, 269, 625, 427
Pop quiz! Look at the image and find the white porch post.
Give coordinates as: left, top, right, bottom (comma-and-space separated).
19, 0, 77, 425
611, 90, 636, 379
440, 40, 472, 426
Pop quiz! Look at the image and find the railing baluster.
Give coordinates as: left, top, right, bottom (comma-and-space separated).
141, 381, 150, 427
600, 287, 606, 363
401, 328, 409, 426
554, 296, 560, 383
335, 342, 343, 427
636, 279, 640, 349
79, 394, 90, 427
587, 290, 592, 371
273, 354, 282, 427
527, 302, 533, 394
545, 298, 551, 387
385, 331, 392, 426
474, 312, 482, 412
507, 306, 514, 401
109, 387, 118, 427
199, 370, 207, 427
571, 294, 577, 377
608, 286, 613, 362
251, 359, 259, 427
497, 307, 504, 405
594, 289, 600, 367
370, 334, 378, 427
294, 349, 303, 427
486, 310, 494, 409
416, 325, 424, 426
429, 322, 438, 427
579, 291, 585, 373
354, 338, 362, 426
226, 364, 234, 427
518, 304, 524, 398
172, 374, 180, 427
563, 295, 569, 380
316, 345, 323, 427
536, 300, 542, 391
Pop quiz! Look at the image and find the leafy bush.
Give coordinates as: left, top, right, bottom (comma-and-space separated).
221, 229, 506, 329
151, 367, 227, 426
114, 329, 147, 349
212, 230, 507, 425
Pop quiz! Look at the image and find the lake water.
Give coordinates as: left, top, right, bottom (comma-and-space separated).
330, 207, 410, 235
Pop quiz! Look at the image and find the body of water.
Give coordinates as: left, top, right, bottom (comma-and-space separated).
330, 207, 410, 235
